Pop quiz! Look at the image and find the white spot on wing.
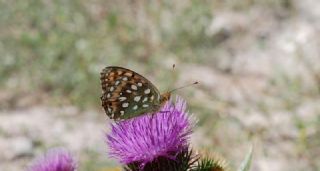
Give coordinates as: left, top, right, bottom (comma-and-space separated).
143, 97, 148, 102
126, 90, 132, 93
143, 104, 149, 108
115, 81, 120, 85
120, 111, 124, 115
144, 89, 150, 94
122, 103, 129, 108
119, 97, 127, 101
110, 86, 114, 92
134, 96, 141, 102
133, 105, 138, 110
137, 83, 143, 87
131, 85, 138, 90
107, 93, 111, 98
150, 95, 154, 100
122, 77, 128, 81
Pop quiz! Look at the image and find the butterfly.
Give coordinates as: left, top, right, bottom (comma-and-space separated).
100, 66, 171, 120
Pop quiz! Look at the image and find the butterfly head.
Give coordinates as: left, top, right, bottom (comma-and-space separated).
160, 92, 171, 105
160, 81, 198, 103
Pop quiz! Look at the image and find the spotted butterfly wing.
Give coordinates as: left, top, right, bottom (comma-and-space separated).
100, 66, 170, 120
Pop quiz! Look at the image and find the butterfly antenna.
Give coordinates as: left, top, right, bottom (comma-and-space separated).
169, 81, 199, 93
164, 64, 177, 93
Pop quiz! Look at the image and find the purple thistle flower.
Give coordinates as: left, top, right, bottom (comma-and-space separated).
106, 97, 194, 168
27, 148, 77, 171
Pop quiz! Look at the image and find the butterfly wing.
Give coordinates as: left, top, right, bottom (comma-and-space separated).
100, 66, 162, 120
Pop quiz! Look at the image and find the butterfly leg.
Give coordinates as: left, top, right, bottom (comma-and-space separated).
151, 112, 155, 120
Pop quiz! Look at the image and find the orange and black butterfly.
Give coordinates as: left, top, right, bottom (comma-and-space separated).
100, 66, 171, 120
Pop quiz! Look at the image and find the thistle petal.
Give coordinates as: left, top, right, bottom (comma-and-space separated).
27, 148, 76, 171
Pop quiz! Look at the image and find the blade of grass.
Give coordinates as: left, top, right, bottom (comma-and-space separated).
237, 145, 253, 171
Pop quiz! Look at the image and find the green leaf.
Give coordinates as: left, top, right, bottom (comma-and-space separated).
237, 146, 253, 171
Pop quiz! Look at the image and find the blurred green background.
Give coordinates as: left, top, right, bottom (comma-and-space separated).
0, 0, 319, 171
